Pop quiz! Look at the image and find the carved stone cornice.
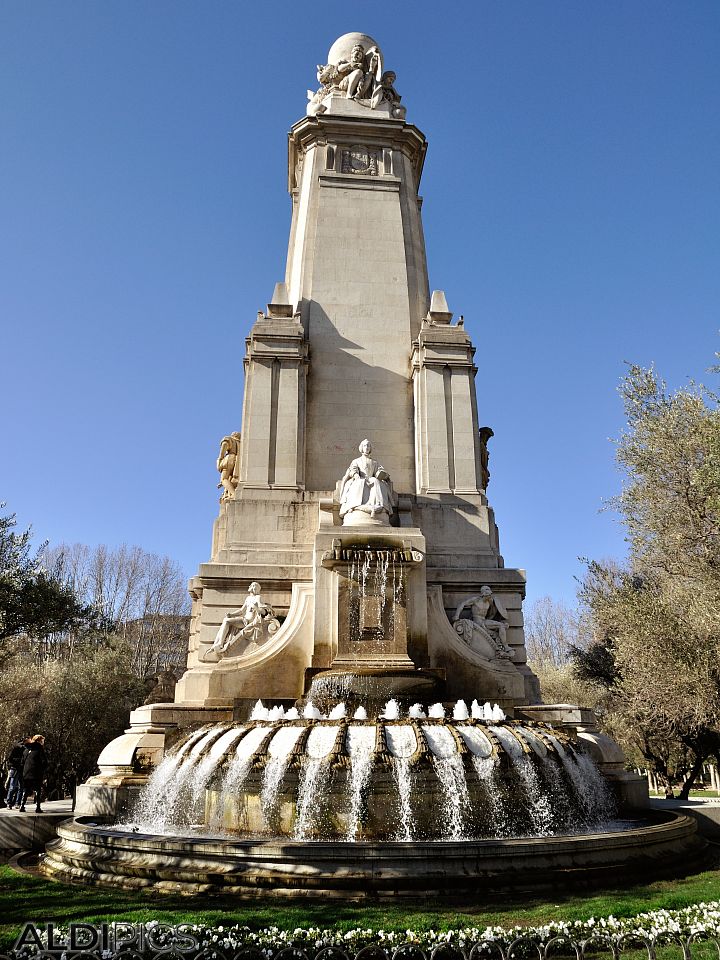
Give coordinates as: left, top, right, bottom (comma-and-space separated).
244, 315, 309, 367
411, 325, 477, 372
288, 114, 427, 192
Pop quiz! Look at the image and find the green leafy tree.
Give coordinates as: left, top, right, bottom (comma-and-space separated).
576, 365, 720, 798
0, 506, 92, 665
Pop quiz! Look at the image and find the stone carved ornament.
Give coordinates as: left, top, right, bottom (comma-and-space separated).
453, 586, 514, 660
341, 146, 379, 176
217, 431, 241, 501
338, 439, 395, 525
202, 583, 281, 663
307, 41, 406, 119
479, 426, 494, 490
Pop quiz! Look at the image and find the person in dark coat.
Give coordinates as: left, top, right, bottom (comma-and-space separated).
19, 735, 47, 813
5, 740, 27, 809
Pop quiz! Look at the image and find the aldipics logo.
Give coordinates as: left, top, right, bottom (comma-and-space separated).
13, 923, 200, 955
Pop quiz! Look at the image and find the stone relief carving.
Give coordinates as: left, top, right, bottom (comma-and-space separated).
338, 439, 395, 526
307, 43, 406, 119
341, 146, 379, 176
217, 431, 241, 501
453, 586, 514, 660
202, 582, 281, 662
479, 426, 494, 490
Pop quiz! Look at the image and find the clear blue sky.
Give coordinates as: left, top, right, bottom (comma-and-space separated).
2, 1, 719, 608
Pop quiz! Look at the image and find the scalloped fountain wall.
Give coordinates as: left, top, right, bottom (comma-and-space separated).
122, 708, 613, 842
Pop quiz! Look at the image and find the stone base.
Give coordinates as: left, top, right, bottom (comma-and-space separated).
76, 778, 147, 820
516, 703, 650, 810
42, 811, 708, 898
341, 511, 391, 526
77, 701, 235, 818
306, 666, 446, 714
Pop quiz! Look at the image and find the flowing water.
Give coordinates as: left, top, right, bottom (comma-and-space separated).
422, 725, 470, 840
346, 725, 376, 839
120, 697, 616, 842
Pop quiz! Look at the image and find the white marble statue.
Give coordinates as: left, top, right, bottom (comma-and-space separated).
216, 431, 241, 501
453, 586, 514, 660
370, 71, 402, 111
339, 439, 394, 525
307, 42, 405, 119
336, 43, 382, 100
202, 582, 280, 662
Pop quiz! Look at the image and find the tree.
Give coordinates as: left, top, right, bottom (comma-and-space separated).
576, 364, 720, 798
0, 508, 188, 793
0, 643, 146, 793
524, 596, 589, 669
0, 507, 91, 666
41, 542, 190, 677
523, 595, 601, 708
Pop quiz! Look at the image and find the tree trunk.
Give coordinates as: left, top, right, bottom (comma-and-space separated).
678, 753, 705, 801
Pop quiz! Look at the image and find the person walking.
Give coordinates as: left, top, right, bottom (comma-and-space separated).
19, 735, 47, 813
5, 740, 26, 810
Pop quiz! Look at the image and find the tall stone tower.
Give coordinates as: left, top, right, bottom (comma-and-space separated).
170, 31, 538, 713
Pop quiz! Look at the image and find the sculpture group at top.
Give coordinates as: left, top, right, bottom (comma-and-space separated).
308, 40, 405, 119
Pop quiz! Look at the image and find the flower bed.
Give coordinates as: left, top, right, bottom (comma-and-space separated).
10, 903, 720, 960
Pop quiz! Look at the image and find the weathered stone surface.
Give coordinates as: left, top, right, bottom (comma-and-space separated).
42, 812, 706, 897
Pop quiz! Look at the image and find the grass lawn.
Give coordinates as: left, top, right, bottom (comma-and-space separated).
3, 862, 720, 952
648, 790, 720, 798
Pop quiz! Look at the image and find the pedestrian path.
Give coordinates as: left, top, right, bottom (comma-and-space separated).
0, 799, 74, 856
651, 797, 720, 841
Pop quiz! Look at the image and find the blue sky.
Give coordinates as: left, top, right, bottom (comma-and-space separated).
2, 1, 719, 608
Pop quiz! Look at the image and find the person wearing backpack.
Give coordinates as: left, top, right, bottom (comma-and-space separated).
5, 740, 26, 810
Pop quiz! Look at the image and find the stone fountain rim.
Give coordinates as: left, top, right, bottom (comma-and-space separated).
71, 808, 688, 852
41, 811, 707, 899
218, 718, 572, 728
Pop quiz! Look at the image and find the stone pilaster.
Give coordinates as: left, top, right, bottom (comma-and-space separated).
411, 311, 483, 496
238, 301, 308, 491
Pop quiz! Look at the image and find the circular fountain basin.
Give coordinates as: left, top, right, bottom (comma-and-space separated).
42, 810, 706, 898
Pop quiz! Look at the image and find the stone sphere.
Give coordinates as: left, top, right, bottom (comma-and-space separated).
327, 33, 381, 66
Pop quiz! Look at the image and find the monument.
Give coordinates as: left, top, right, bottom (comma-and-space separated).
84, 29, 549, 765
78, 29, 636, 808
43, 33, 705, 896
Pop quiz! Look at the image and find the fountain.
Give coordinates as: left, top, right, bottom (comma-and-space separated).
41, 32, 705, 896
120, 699, 615, 843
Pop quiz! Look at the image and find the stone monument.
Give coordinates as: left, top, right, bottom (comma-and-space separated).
81, 33, 634, 814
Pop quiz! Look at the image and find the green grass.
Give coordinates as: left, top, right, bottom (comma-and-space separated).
4, 863, 720, 952
649, 790, 720, 798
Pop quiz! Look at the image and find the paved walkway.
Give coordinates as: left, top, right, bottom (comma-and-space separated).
651, 797, 720, 841
0, 799, 75, 855
1, 799, 74, 816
